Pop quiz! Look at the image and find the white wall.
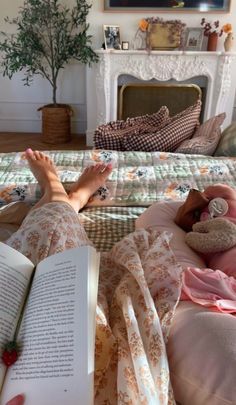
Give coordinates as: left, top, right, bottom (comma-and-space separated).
0, 0, 236, 134
0, 0, 86, 133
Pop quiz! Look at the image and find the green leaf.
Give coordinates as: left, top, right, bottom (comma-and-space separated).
0, 0, 98, 104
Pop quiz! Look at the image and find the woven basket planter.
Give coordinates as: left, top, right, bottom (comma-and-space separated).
38, 104, 73, 144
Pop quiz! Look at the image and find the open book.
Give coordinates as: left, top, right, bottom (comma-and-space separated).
0, 242, 100, 405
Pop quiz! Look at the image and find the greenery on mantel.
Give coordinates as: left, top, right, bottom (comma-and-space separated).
0, 0, 98, 105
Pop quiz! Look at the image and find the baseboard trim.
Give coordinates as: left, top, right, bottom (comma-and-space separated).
0, 119, 86, 134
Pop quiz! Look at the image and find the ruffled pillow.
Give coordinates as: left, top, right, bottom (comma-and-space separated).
175, 112, 226, 156
93, 106, 170, 150
122, 100, 201, 152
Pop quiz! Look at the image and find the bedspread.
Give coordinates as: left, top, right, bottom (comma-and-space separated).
1, 150, 236, 207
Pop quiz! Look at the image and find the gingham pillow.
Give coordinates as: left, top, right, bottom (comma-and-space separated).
214, 122, 236, 157
122, 100, 202, 152
175, 112, 226, 156
93, 106, 170, 150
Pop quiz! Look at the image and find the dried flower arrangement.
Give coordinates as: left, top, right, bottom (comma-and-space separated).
201, 19, 232, 37
136, 17, 186, 50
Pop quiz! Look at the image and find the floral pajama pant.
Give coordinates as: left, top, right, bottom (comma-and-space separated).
6, 202, 181, 404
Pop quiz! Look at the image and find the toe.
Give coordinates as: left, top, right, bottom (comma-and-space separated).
40, 152, 51, 164
93, 163, 103, 171
98, 163, 107, 173
102, 163, 113, 176
25, 148, 36, 161
38, 151, 45, 160
46, 157, 54, 166
34, 150, 41, 160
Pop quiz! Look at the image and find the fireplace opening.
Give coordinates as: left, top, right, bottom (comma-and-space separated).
117, 75, 207, 123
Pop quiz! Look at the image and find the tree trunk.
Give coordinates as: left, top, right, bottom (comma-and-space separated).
53, 85, 57, 105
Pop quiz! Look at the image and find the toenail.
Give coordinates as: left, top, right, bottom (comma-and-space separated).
26, 148, 33, 153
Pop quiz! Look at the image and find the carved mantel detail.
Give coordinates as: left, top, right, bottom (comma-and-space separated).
86, 50, 236, 146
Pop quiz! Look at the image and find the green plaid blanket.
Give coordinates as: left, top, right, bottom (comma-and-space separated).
79, 206, 146, 251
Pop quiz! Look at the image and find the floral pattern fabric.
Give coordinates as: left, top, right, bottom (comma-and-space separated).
5, 202, 92, 265
1, 150, 236, 208
5, 202, 182, 404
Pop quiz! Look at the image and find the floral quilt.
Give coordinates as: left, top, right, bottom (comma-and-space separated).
1, 149, 236, 207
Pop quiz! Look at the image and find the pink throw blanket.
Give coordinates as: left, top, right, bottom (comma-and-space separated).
181, 266, 236, 313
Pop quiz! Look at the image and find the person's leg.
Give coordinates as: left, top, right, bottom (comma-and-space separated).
68, 163, 113, 210
5, 149, 112, 264
25, 148, 112, 211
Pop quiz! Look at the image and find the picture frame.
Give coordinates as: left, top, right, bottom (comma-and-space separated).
122, 41, 129, 50
104, 1, 231, 13
185, 27, 204, 51
103, 25, 121, 50
147, 23, 182, 50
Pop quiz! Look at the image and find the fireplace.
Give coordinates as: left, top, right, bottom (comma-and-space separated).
117, 80, 204, 121
86, 50, 236, 146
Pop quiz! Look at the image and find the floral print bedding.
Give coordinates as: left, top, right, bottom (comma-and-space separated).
1, 149, 236, 207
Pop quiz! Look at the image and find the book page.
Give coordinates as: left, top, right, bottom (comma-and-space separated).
0, 242, 34, 391
1, 246, 99, 405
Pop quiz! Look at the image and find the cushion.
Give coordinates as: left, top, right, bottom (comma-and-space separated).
93, 106, 170, 150
214, 122, 236, 156
135, 200, 205, 269
175, 113, 226, 155
168, 301, 236, 405
122, 100, 202, 152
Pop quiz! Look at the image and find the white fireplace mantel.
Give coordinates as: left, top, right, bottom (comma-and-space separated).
86, 50, 236, 146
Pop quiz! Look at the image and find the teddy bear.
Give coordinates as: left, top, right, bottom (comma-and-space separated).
175, 183, 236, 278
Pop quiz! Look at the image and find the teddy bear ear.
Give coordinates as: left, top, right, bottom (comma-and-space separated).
175, 189, 209, 232
185, 229, 215, 253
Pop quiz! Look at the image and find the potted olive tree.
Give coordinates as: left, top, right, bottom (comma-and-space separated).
0, 0, 98, 143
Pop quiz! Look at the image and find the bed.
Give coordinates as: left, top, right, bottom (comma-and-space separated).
2, 149, 236, 247
0, 149, 236, 404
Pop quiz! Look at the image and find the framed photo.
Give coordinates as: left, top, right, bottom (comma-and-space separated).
103, 25, 121, 50
104, 1, 231, 13
147, 23, 182, 50
185, 28, 204, 51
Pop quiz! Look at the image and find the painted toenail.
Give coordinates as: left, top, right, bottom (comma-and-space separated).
26, 148, 33, 153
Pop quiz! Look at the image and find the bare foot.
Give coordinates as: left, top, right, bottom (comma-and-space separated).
24, 149, 69, 209
68, 163, 112, 210
24, 150, 112, 212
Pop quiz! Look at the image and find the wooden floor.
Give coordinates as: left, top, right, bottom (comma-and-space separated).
0, 132, 91, 153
